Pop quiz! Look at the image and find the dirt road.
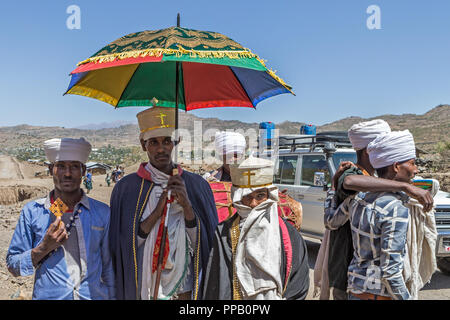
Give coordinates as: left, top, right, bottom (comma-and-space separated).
0, 156, 24, 180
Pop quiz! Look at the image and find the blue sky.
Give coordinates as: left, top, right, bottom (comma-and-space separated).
1, 0, 450, 128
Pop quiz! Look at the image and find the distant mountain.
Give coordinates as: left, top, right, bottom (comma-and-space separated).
318, 104, 450, 149
0, 105, 448, 152
74, 120, 135, 130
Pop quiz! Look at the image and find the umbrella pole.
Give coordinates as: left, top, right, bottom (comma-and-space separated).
174, 13, 180, 166
175, 61, 179, 165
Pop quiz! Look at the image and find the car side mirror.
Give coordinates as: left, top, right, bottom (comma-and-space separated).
313, 172, 326, 187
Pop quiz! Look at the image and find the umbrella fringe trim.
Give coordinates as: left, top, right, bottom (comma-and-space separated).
66, 85, 118, 106
266, 69, 294, 94
252, 56, 294, 94
74, 46, 295, 96
77, 47, 258, 66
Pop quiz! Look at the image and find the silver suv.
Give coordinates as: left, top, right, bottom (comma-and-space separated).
272, 132, 450, 275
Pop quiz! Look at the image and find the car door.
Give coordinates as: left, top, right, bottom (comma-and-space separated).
295, 154, 330, 239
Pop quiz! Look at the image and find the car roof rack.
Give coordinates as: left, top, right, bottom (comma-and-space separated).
274, 131, 353, 152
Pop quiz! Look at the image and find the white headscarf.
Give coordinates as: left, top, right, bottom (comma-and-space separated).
44, 138, 91, 163
215, 131, 246, 158
347, 119, 391, 150
367, 130, 416, 169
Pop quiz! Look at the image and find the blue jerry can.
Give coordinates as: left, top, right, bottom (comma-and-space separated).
259, 122, 276, 146
300, 124, 316, 135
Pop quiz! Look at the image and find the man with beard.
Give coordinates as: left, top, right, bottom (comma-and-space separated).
202, 156, 309, 300
6, 138, 115, 300
109, 106, 218, 300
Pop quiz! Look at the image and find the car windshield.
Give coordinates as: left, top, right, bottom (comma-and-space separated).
331, 152, 357, 170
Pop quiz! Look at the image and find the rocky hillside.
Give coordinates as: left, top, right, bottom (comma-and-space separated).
319, 104, 450, 152
1, 105, 448, 175
1, 105, 448, 150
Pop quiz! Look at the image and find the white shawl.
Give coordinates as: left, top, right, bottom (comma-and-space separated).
313, 229, 331, 300
232, 185, 283, 300
402, 181, 438, 300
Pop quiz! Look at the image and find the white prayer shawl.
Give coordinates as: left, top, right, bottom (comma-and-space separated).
367, 130, 416, 169
347, 119, 391, 150
313, 229, 331, 300
402, 181, 438, 300
232, 185, 284, 300
140, 162, 187, 300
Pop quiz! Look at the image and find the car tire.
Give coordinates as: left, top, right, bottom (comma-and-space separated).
437, 257, 450, 275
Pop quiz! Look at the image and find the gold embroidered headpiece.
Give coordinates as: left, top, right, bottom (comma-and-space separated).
229, 155, 274, 188
136, 106, 176, 141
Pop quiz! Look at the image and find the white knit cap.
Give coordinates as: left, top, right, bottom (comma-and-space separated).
215, 131, 246, 157
348, 119, 391, 150
44, 138, 92, 164
367, 130, 416, 169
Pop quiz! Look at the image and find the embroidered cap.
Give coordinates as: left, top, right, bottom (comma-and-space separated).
229, 156, 274, 188
136, 106, 175, 141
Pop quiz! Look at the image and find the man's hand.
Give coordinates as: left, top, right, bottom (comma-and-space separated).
41, 217, 68, 252
139, 190, 168, 236
154, 190, 169, 218
31, 217, 68, 266
167, 175, 195, 221
332, 161, 356, 190
404, 184, 434, 212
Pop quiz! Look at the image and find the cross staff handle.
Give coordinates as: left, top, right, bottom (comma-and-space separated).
153, 167, 178, 300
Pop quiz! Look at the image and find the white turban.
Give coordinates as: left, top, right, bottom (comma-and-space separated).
348, 119, 391, 150
44, 138, 92, 164
367, 130, 416, 169
215, 131, 246, 157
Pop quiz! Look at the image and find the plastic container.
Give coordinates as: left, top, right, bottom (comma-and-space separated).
300, 124, 316, 135
259, 122, 276, 147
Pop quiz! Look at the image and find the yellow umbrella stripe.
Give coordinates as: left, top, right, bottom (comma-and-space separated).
67, 64, 139, 106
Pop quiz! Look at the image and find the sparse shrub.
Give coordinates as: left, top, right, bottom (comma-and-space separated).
436, 141, 450, 153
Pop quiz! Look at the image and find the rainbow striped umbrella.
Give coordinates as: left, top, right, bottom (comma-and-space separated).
65, 26, 293, 112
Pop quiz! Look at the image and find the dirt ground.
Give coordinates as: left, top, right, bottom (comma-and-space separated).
0, 158, 449, 300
